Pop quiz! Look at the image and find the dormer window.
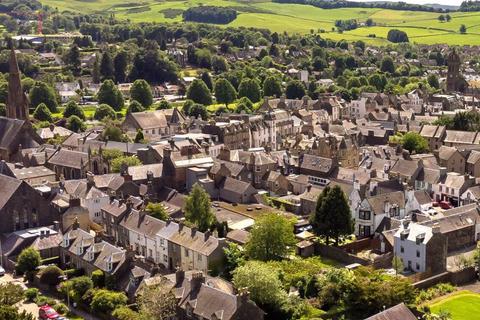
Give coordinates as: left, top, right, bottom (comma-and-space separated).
106, 261, 113, 272
63, 238, 70, 247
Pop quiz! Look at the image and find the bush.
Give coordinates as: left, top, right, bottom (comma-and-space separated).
94, 104, 116, 121
36, 295, 56, 307
24, 288, 39, 302
112, 306, 140, 320
40, 266, 64, 287
415, 283, 456, 304
61, 276, 94, 303
91, 289, 128, 314
91, 270, 105, 288
53, 302, 69, 315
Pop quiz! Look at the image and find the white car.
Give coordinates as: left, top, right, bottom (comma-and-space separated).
0, 266, 5, 276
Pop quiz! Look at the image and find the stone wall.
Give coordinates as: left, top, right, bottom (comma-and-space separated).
413, 267, 476, 289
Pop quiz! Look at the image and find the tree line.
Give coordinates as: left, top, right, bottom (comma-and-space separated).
183, 6, 238, 24
272, 0, 448, 12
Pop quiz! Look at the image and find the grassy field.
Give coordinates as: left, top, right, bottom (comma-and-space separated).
429, 290, 480, 320
40, 0, 480, 45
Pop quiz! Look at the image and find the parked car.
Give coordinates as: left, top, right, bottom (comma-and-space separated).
0, 266, 5, 276
439, 201, 453, 210
39, 305, 59, 319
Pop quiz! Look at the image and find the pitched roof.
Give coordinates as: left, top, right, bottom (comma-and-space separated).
366, 191, 405, 214
48, 148, 88, 169
300, 154, 335, 174
467, 150, 480, 164
219, 177, 255, 195
0, 174, 22, 210
119, 210, 166, 239
0, 117, 40, 150
365, 303, 416, 320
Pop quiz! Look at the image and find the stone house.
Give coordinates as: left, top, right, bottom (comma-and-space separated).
355, 191, 405, 238
437, 146, 465, 174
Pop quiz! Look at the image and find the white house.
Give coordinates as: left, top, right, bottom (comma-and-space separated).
394, 221, 433, 273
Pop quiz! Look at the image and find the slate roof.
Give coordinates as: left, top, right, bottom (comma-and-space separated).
467, 150, 480, 164
0, 174, 22, 210
366, 191, 405, 214
365, 303, 416, 320
219, 177, 254, 195
300, 154, 335, 174
119, 210, 166, 239
0, 117, 41, 150
48, 149, 88, 169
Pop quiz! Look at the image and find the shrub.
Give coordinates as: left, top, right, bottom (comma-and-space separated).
24, 288, 39, 302
53, 302, 69, 315
91, 270, 105, 288
91, 289, 128, 314
36, 295, 56, 307
112, 306, 140, 320
40, 265, 64, 286
16, 248, 41, 276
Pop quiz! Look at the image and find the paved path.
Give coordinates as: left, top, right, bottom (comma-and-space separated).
459, 280, 480, 294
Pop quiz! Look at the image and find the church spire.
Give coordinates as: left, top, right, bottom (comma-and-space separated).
6, 48, 29, 121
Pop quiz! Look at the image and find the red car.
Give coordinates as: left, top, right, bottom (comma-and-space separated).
439, 201, 453, 210
39, 305, 59, 319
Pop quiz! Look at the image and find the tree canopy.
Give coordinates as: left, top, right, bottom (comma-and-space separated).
245, 213, 296, 261
184, 183, 215, 232
310, 185, 353, 245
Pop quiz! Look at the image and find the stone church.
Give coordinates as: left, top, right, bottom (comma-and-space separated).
0, 49, 42, 161
446, 49, 468, 93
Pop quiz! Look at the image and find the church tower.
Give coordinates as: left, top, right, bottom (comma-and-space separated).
6, 48, 29, 121
446, 49, 466, 93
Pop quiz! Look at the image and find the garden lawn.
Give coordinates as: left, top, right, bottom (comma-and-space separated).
429, 290, 480, 320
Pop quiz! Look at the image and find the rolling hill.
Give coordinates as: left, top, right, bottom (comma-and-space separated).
40, 0, 480, 45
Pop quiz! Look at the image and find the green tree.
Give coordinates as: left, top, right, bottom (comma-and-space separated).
184, 183, 215, 232
233, 261, 287, 307
263, 76, 282, 98
29, 81, 58, 113
310, 185, 353, 246
130, 79, 153, 108
15, 247, 41, 275
460, 24, 467, 34
223, 243, 245, 280
245, 213, 296, 261
39, 265, 64, 286
187, 103, 208, 120
33, 103, 52, 122
0, 283, 24, 305
114, 51, 128, 83
91, 289, 127, 314
66, 44, 81, 76
60, 276, 93, 303
63, 100, 85, 120
134, 129, 145, 143
214, 78, 237, 107
402, 132, 429, 154
0, 306, 35, 320
97, 80, 124, 111
201, 71, 213, 91
111, 156, 142, 172
427, 74, 440, 89
92, 54, 101, 84
94, 104, 116, 121
187, 79, 212, 105
127, 100, 144, 113
156, 100, 171, 110
100, 51, 115, 81
112, 307, 140, 320
380, 56, 395, 73
137, 279, 177, 320
145, 202, 168, 220
67, 115, 86, 133
285, 80, 306, 99
392, 255, 404, 276
238, 78, 261, 103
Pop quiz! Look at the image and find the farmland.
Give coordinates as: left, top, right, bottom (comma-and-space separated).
40, 0, 480, 45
